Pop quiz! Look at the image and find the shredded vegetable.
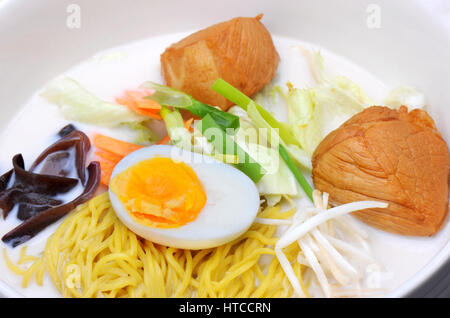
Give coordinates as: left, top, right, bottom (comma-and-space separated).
212, 78, 313, 199
120, 122, 158, 145
261, 190, 389, 298
196, 114, 265, 183
212, 78, 299, 146
41, 77, 146, 126
160, 106, 192, 150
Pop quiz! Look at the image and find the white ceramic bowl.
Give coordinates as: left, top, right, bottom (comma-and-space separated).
0, 0, 449, 298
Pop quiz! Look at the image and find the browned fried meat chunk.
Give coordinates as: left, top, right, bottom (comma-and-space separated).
312, 106, 449, 236
160, 14, 279, 111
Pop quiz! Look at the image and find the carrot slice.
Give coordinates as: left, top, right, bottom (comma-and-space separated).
116, 89, 162, 119
184, 118, 194, 132
98, 159, 116, 186
93, 134, 143, 157
135, 109, 162, 120
136, 99, 162, 110
157, 135, 170, 145
116, 97, 162, 120
95, 150, 123, 165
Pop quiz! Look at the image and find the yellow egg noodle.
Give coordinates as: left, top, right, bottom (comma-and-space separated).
3, 192, 309, 298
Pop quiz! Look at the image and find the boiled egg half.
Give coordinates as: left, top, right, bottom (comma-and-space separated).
109, 145, 260, 249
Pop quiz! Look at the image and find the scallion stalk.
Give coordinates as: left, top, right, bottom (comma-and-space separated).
212, 78, 313, 201
142, 81, 240, 130
212, 79, 299, 146
197, 114, 265, 183
278, 144, 313, 201
187, 100, 240, 130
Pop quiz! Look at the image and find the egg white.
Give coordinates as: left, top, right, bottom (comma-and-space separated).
108, 145, 261, 249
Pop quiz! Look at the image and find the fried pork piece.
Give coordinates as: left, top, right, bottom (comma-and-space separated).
312, 106, 450, 236
160, 14, 279, 111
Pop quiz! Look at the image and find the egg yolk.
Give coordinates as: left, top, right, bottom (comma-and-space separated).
110, 157, 207, 228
